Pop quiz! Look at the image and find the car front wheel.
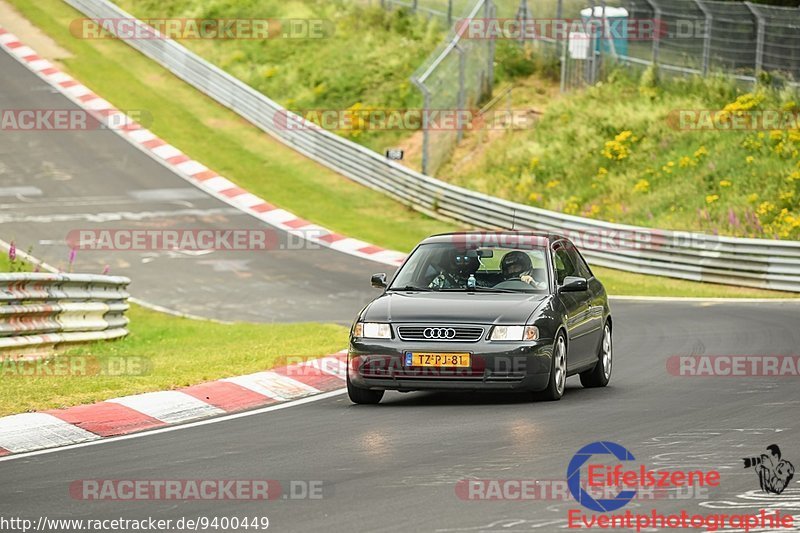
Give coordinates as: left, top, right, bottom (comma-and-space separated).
535, 332, 567, 401
347, 373, 384, 404
580, 322, 612, 388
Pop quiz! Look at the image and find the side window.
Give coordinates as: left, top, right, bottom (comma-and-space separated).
567, 247, 593, 279
552, 245, 577, 285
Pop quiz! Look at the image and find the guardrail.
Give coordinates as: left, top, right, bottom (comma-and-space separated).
0, 273, 130, 360
62, 0, 800, 293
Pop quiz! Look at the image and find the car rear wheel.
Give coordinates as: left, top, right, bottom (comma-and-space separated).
534, 333, 566, 401
347, 373, 384, 404
580, 322, 612, 388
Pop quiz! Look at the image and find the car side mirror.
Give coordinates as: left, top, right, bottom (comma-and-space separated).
371, 273, 388, 289
560, 276, 588, 292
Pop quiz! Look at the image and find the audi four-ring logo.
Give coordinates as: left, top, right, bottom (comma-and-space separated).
423, 327, 456, 339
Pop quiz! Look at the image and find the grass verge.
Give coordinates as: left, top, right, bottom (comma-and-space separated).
0, 304, 349, 416
3, 0, 796, 300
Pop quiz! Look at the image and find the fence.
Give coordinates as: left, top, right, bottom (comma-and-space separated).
0, 273, 130, 360
561, 1, 800, 90
62, 0, 800, 293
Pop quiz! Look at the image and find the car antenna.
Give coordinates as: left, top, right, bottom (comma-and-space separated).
511, 209, 517, 231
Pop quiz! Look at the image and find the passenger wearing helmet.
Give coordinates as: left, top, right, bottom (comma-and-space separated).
429, 249, 480, 289
500, 250, 540, 286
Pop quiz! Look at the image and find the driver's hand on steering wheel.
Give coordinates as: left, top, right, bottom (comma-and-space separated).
520, 275, 535, 285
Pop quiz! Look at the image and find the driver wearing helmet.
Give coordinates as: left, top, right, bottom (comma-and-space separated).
500, 250, 540, 287
429, 249, 480, 289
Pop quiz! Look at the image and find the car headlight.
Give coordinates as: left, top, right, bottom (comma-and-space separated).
353, 322, 392, 339
490, 325, 539, 341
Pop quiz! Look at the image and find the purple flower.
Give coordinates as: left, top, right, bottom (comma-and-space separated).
8, 241, 16, 262
68, 248, 77, 273
102, 264, 110, 275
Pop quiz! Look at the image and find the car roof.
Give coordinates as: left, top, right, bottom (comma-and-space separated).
421, 231, 571, 245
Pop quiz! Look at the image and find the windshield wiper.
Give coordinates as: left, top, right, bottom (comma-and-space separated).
388, 285, 434, 292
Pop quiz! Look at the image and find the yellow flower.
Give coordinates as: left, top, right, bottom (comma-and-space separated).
757, 201, 775, 216
705, 194, 719, 204
596, 167, 608, 178
694, 146, 708, 159
528, 157, 540, 171
678, 156, 693, 168
747, 193, 759, 203
633, 179, 650, 193
546, 180, 560, 189
719, 180, 732, 187
746, 156, 755, 164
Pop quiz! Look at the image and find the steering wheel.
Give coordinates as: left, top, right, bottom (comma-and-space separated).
493, 278, 527, 290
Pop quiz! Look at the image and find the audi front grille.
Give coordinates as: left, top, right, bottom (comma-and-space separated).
396, 326, 484, 342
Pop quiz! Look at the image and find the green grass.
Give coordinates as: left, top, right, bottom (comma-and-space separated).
439, 67, 800, 240
112, 0, 444, 153
4, 0, 796, 300
0, 304, 349, 416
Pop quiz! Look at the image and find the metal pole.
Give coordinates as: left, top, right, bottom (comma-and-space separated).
694, 0, 712, 76
486, 0, 496, 98
644, 0, 661, 66
517, 0, 529, 45
447, 0, 453, 26
455, 42, 466, 142
412, 78, 431, 175
744, 2, 764, 75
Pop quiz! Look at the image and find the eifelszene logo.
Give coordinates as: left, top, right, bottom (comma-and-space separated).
743, 444, 795, 495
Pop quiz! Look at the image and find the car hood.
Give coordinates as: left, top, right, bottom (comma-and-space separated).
361, 292, 550, 325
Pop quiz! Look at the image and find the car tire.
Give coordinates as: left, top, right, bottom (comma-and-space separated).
580, 322, 612, 388
534, 332, 567, 401
347, 373, 384, 404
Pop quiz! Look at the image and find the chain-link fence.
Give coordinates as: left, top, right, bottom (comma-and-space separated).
374, 0, 800, 174
564, 1, 800, 90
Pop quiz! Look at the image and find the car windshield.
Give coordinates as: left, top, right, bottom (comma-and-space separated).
389, 241, 550, 293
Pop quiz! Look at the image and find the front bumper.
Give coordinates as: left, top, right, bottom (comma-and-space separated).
348, 337, 554, 392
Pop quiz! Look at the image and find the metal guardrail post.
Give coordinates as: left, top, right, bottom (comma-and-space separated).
694, 0, 712, 76
744, 2, 764, 75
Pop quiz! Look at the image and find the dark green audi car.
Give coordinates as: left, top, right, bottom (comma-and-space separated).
347, 232, 612, 404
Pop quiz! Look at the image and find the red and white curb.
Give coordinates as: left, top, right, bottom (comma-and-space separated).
0, 26, 406, 268
0, 352, 348, 456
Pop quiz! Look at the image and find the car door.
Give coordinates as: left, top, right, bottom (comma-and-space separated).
566, 245, 605, 354
552, 242, 595, 369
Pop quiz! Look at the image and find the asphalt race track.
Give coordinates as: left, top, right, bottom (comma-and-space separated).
0, 50, 383, 323
2, 34, 800, 533
1, 301, 799, 531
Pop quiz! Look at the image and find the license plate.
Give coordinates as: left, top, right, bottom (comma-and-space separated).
404, 352, 471, 367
